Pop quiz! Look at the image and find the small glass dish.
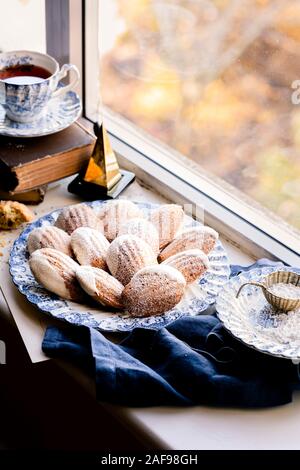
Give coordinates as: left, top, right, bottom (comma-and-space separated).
236, 270, 300, 312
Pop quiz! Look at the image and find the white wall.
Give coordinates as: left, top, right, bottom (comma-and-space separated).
0, 0, 46, 53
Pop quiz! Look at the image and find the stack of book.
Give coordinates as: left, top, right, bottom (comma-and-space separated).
0, 120, 95, 203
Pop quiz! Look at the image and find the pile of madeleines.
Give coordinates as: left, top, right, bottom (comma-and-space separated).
28, 200, 219, 317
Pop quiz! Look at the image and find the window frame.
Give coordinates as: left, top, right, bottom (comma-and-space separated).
48, 0, 300, 266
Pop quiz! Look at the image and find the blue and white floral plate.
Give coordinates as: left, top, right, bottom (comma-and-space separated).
216, 266, 300, 361
0, 89, 81, 137
9, 201, 230, 332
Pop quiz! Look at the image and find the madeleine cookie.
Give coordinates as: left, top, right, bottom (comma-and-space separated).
55, 203, 102, 235
76, 266, 123, 309
106, 234, 157, 285
150, 204, 184, 249
162, 249, 209, 283
119, 218, 159, 254
29, 248, 83, 301
27, 226, 72, 256
71, 227, 109, 270
158, 226, 218, 262
122, 265, 186, 317
0, 200, 34, 229
98, 200, 143, 241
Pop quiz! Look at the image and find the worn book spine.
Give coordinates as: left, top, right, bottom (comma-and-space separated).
0, 121, 96, 192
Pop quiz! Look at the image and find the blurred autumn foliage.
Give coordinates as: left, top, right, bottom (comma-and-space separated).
101, 0, 300, 229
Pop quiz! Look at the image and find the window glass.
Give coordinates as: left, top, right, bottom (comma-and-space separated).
0, 0, 46, 53
100, 0, 300, 231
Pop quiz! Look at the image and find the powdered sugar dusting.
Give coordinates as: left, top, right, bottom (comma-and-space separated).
162, 248, 210, 269
248, 302, 300, 347
106, 234, 157, 285
55, 203, 102, 234
76, 265, 99, 296
27, 225, 72, 256
29, 248, 82, 301
119, 217, 159, 254
122, 265, 186, 316
150, 204, 184, 249
76, 265, 124, 308
159, 226, 218, 261
134, 264, 186, 285
162, 249, 210, 283
99, 200, 144, 241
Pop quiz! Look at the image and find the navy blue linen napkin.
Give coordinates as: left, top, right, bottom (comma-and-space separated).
42, 259, 300, 407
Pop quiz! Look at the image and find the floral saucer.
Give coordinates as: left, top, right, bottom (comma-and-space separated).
0, 89, 81, 138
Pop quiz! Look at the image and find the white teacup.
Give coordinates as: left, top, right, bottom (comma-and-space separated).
0, 50, 80, 123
